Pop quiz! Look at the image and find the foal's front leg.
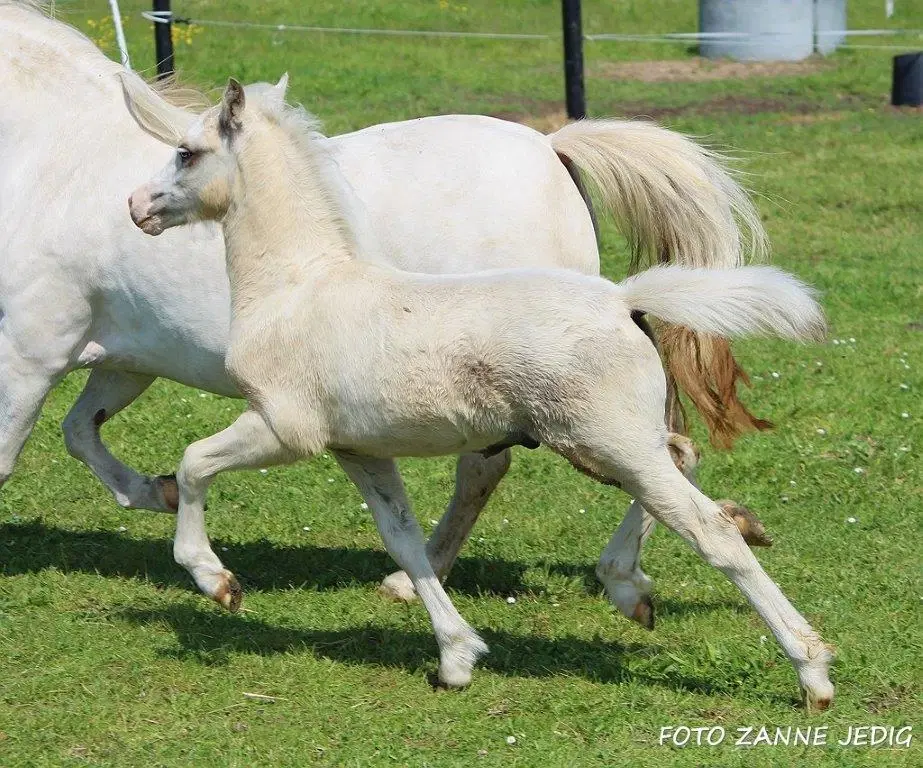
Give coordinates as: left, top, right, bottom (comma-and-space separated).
174, 409, 294, 610
336, 453, 488, 687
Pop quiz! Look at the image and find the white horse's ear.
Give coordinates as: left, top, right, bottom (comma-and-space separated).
118, 72, 194, 146
219, 78, 246, 137
274, 73, 289, 99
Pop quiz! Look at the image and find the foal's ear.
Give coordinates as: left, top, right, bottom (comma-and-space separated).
219, 77, 246, 137
274, 72, 289, 99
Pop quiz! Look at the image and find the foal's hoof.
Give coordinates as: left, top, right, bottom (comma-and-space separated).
801, 683, 834, 712
213, 571, 243, 613
719, 500, 774, 547
378, 570, 418, 603
631, 594, 655, 630
156, 474, 180, 512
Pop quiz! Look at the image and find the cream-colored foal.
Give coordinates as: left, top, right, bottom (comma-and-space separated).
126, 78, 834, 707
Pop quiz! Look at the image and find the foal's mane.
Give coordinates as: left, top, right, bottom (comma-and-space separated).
245, 91, 360, 255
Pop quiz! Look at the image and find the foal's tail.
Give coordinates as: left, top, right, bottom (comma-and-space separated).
618, 266, 826, 343
549, 119, 773, 446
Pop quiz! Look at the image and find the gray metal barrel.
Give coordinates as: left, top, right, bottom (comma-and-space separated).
699, 0, 814, 61
815, 0, 847, 55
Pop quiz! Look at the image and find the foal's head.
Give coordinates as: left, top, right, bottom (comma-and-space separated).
126, 75, 289, 235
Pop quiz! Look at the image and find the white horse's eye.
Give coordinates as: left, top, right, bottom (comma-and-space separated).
177, 147, 194, 167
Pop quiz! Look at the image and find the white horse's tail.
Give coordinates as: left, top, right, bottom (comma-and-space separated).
548, 119, 768, 270
618, 266, 826, 342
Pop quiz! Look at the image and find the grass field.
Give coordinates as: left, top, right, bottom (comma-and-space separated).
2, 0, 922, 765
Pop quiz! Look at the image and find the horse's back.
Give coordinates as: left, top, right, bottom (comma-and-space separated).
325, 115, 599, 276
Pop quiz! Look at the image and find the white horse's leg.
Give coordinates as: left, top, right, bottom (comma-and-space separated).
62, 369, 179, 511
336, 453, 488, 688
380, 449, 511, 602
574, 440, 833, 710
174, 410, 294, 610
0, 324, 70, 489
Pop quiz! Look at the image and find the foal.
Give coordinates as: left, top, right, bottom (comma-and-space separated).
127, 79, 834, 708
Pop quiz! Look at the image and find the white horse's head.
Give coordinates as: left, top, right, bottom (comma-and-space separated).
124, 74, 288, 235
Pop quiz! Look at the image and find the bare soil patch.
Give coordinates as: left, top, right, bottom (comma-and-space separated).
590, 57, 826, 83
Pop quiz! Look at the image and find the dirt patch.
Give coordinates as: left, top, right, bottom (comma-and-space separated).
591, 57, 826, 83
490, 93, 876, 131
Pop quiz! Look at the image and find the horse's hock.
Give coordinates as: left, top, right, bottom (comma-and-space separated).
699, 0, 847, 61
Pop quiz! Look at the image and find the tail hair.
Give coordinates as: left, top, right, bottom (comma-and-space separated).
617, 266, 826, 342
549, 119, 768, 271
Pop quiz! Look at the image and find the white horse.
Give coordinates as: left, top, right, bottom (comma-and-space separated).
2, 0, 768, 612
126, 78, 834, 707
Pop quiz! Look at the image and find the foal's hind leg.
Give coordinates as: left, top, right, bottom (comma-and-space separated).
62, 369, 179, 511
337, 454, 488, 687
380, 450, 511, 602
173, 410, 295, 610
596, 431, 696, 629
583, 441, 834, 709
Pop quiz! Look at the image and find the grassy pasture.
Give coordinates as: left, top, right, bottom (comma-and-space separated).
1, 0, 921, 765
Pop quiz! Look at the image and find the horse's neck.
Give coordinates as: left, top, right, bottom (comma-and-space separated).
223, 125, 356, 318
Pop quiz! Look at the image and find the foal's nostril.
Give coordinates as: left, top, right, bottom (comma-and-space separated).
128, 194, 134, 209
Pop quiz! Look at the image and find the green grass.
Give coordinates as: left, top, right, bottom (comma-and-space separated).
2, 0, 922, 765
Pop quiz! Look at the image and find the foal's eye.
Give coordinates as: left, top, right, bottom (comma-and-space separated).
177, 147, 196, 167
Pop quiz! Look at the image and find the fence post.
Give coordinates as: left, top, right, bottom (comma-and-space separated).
561, 0, 586, 119
153, 0, 174, 78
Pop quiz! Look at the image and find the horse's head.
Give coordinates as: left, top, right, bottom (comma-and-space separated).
124, 74, 288, 236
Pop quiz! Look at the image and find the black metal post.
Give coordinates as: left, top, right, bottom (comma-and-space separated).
153, 0, 174, 78
561, 0, 586, 119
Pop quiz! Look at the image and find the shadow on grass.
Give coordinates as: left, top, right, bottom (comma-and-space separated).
116, 602, 757, 698
0, 520, 745, 619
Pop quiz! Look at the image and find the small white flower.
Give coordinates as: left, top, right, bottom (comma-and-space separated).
327, 478, 334, 483
849, 337, 856, 343
117, 526, 127, 532
789, 480, 797, 486
506, 736, 517, 745
899, 446, 910, 452
900, 383, 910, 390
221, 546, 228, 552
578, 508, 586, 514
847, 516, 857, 524
816, 428, 826, 435
816, 360, 823, 366
780, 495, 789, 502
506, 596, 516, 605
302, 526, 310, 532
322, 453, 329, 459
259, 468, 268, 474
502, 518, 509, 524
905, 364, 911, 370
901, 412, 910, 419
759, 635, 768, 644
360, 502, 368, 510
478, 537, 485, 543
853, 467, 865, 474
771, 371, 780, 379
832, 339, 840, 345
199, 393, 207, 398
429, 519, 438, 526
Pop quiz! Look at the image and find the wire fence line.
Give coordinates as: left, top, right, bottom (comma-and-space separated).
140, 11, 923, 51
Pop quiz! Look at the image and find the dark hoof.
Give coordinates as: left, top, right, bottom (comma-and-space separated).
632, 594, 655, 630
215, 572, 243, 613
156, 474, 179, 512
720, 501, 774, 547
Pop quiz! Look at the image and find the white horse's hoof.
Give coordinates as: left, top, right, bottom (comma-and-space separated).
437, 629, 488, 689
379, 570, 418, 602
801, 680, 835, 712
